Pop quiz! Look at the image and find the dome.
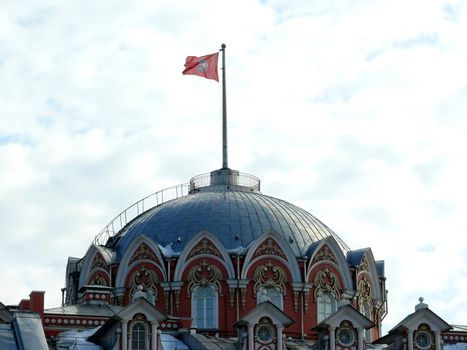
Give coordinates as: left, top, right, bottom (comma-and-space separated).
106, 169, 349, 260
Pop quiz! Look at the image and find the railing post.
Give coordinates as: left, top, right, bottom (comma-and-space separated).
93, 183, 189, 247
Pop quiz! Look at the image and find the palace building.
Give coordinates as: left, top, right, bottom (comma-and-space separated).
0, 47, 465, 348
59, 167, 387, 348
2, 167, 465, 350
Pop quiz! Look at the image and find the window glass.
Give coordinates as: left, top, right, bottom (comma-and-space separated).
317, 292, 337, 322
192, 286, 217, 329
257, 286, 283, 310
131, 322, 147, 350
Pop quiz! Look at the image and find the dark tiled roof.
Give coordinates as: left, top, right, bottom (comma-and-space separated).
114, 189, 349, 260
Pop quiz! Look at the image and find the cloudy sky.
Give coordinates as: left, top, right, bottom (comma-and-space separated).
1, 0, 466, 333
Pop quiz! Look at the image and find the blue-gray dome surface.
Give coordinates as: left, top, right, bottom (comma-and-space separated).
113, 188, 349, 260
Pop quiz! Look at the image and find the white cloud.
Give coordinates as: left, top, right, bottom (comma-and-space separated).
0, 0, 466, 335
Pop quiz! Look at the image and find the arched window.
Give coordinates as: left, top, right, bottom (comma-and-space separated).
317, 292, 337, 322
131, 322, 147, 350
192, 286, 218, 329
257, 286, 283, 310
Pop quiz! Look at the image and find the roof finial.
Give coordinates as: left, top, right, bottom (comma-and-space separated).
415, 296, 428, 311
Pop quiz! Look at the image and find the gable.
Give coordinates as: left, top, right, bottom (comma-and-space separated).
315, 304, 373, 330
116, 298, 168, 323
241, 232, 302, 282
391, 308, 451, 333
237, 301, 294, 327
252, 237, 287, 260
187, 238, 223, 259
307, 237, 353, 290
173, 231, 235, 280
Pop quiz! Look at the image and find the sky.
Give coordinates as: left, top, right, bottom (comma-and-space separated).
0, 0, 466, 334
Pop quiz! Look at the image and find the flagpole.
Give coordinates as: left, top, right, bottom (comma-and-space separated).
221, 43, 228, 169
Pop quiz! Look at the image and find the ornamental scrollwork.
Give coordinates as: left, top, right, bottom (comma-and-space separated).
357, 276, 372, 307
312, 267, 340, 301
128, 266, 159, 302
359, 255, 369, 272
88, 273, 109, 286
91, 253, 107, 270
341, 320, 352, 328
129, 243, 158, 266
187, 260, 223, 297
252, 238, 286, 260
253, 261, 287, 296
418, 323, 431, 332
188, 238, 222, 259
312, 245, 337, 264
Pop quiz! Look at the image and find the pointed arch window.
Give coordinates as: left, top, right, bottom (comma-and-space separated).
131, 322, 148, 350
317, 292, 337, 322
257, 286, 283, 310
192, 286, 218, 329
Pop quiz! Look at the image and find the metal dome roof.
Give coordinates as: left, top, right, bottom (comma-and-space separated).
109, 169, 349, 260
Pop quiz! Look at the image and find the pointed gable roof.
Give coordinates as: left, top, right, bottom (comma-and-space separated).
235, 301, 294, 327
313, 303, 373, 330
389, 306, 451, 333
89, 298, 168, 343
114, 297, 168, 322
373, 299, 452, 346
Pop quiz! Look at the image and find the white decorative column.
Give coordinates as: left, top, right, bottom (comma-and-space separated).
276, 326, 284, 350
248, 324, 254, 350
407, 329, 414, 350
357, 328, 364, 350
434, 331, 441, 350
329, 327, 335, 350
122, 320, 128, 350
151, 322, 158, 350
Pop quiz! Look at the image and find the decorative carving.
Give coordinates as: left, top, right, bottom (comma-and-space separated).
359, 254, 369, 272
88, 272, 109, 286
187, 260, 223, 297
418, 323, 431, 332
240, 288, 247, 309
253, 260, 287, 296
133, 313, 147, 322
293, 290, 299, 312
357, 276, 372, 307
91, 253, 107, 270
188, 238, 222, 259
337, 321, 356, 346
129, 243, 158, 266
256, 317, 275, 344
128, 266, 159, 302
312, 267, 340, 301
253, 238, 287, 260
174, 290, 181, 312
312, 245, 337, 264
303, 290, 310, 313
164, 291, 169, 313
229, 287, 235, 309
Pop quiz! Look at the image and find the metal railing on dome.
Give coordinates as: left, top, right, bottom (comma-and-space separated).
189, 171, 260, 192
92, 183, 190, 246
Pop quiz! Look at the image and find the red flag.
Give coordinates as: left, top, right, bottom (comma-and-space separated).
182, 52, 219, 81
